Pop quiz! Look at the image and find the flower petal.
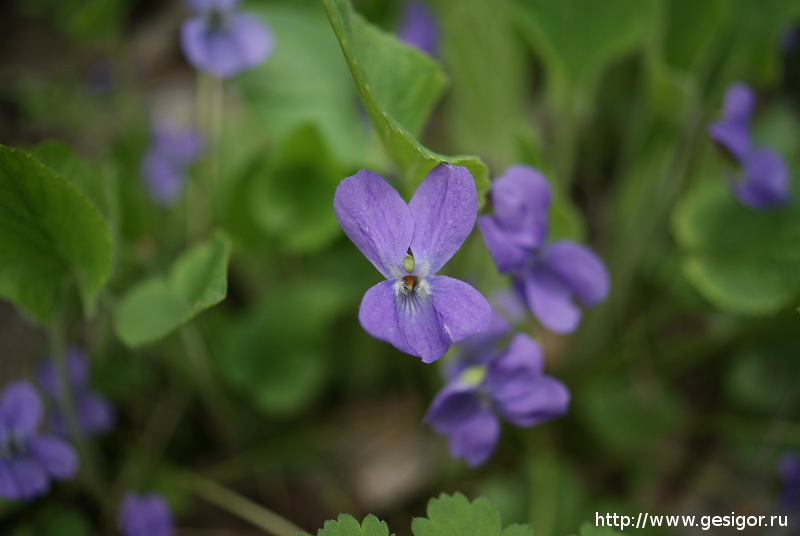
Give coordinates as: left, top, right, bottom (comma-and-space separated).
180, 13, 273, 78
335, 170, 414, 278
37, 347, 90, 397
541, 241, 610, 307
734, 148, 791, 209
522, 266, 581, 334
28, 435, 78, 480
490, 165, 550, 249
408, 164, 477, 275
142, 152, 185, 206
4, 455, 49, 500
0, 381, 42, 438
359, 280, 403, 349
76, 392, 116, 436
424, 383, 499, 467
708, 83, 754, 162
0, 460, 21, 500
488, 332, 544, 377
185, 0, 240, 14
493, 375, 570, 427
119, 492, 174, 536
397, 1, 438, 57
427, 276, 492, 345
477, 216, 528, 273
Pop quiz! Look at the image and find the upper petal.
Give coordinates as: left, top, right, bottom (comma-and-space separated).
427, 276, 492, 346
180, 13, 273, 78
28, 435, 79, 480
76, 392, 116, 436
335, 170, 414, 278
734, 148, 791, 209
408, 164, 477, 275
185, 0, 240, 13
397, 1, 439, 57
490, 165, 550, 249
522, 266, 581, 334
708, 83, 755, 162
477, 216, 528, 273
119, 492, 174, 536
487, 332, 544, 378
540, 241, 610, 307
37, 347, 90, 397
0, 381, 42, 438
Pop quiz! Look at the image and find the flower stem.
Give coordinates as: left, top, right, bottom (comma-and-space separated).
183, 472, 308, 536
48, 304, 105, 502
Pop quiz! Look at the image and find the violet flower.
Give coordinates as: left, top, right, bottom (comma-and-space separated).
478, 165, 609, 334
141, 121, 203, 206
397, 2, 438, 57
118, 492, 175, 536
778, 452, 800, 512
334, 164, 492, 363
180, 0, 274, 79
425, 333, 569, 467
37, 347, 115, 437
708, 82, 791, 209
0, 381, 78, 501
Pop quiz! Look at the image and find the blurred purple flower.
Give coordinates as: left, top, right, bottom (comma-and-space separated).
0, 380, 78, 501
778, 452, 800, 512
141, 121, 203, 206
708, 83, 791, 209
118, 492, 174, 536
478, 165, 609, 334
425, 333, 569, 467
334, 164, 492, 363
37, 347, 115, 438
397, 2, 438, 57
180, 0, 274, 79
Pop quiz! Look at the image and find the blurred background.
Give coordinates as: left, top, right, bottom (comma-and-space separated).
1, 0, 800, 534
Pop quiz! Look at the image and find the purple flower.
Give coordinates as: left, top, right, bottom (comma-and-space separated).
334, 164, 492, 363
141, 121, 203, 206
478, 165, 609, 334
708, 83, 791, 209
0, 381, 78, 501
397, 2, 438, 57
778, 452, 800, 512
425, 333, 569, 467
37, 347, 115, 437
180, 0, 274, 79
118, 492, 175, 536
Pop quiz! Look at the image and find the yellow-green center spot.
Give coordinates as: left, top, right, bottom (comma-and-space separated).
403, 253, 415, 273
460, 365, 487, 386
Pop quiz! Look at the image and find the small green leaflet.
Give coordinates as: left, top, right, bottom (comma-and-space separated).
0, 144, 113, 323
114, 231, 231, 346
300, 493, 531, 536
321, 0, 488, 201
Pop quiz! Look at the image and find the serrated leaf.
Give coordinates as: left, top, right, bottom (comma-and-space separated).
249, 125, 344, 253
673, 181, 800, 315
299, 513, 391, 536
412, 492, 530, 536
322, 0, 488, 198
0, 144, 113, 322
114, 231, 231, 346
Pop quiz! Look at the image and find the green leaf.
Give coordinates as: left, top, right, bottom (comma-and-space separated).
248, 125, 344, 253
219, 281, 350, 416
322, 0, 488, 197
411, 492, 532, 536
0, 144, 113, 322
673, 181, 800, 314
114, 231, 231, 346
236, 3, 376, 168
299, 513, 392, 536
517, 0, 654, 101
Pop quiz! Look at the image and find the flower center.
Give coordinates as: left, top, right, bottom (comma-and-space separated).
402, 275, 417, 293
460, 365, 487, 387
206, 8, 228, 30
0, 432, 27, 460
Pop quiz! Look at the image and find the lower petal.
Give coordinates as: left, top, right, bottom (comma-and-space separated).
477, 217, 527, 273
359, 280, 404, 350
29, 435, 79, 480
735, 148, 791, 209
396, 282, 449, 363
524, 266, 581, 334
7, 455, 49, 500
0, 460, 21, 499
448, 407, 500, 467
541, 242, 609, 307
77, 393, 116, 436
427, 276, 492, 345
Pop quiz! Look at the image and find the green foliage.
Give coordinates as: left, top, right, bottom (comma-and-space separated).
322, 0, 488, 198
8, 504, 91, 536
412, 492, 532, 536
299, 513, 392, 536
575, 523, 624, 536
673, 181, 800, 314
217, 280, 350, 415
517, 0, 654, 103
0, 144, 113, 322
248, 125, 344, 253
114, 231, 231, 346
